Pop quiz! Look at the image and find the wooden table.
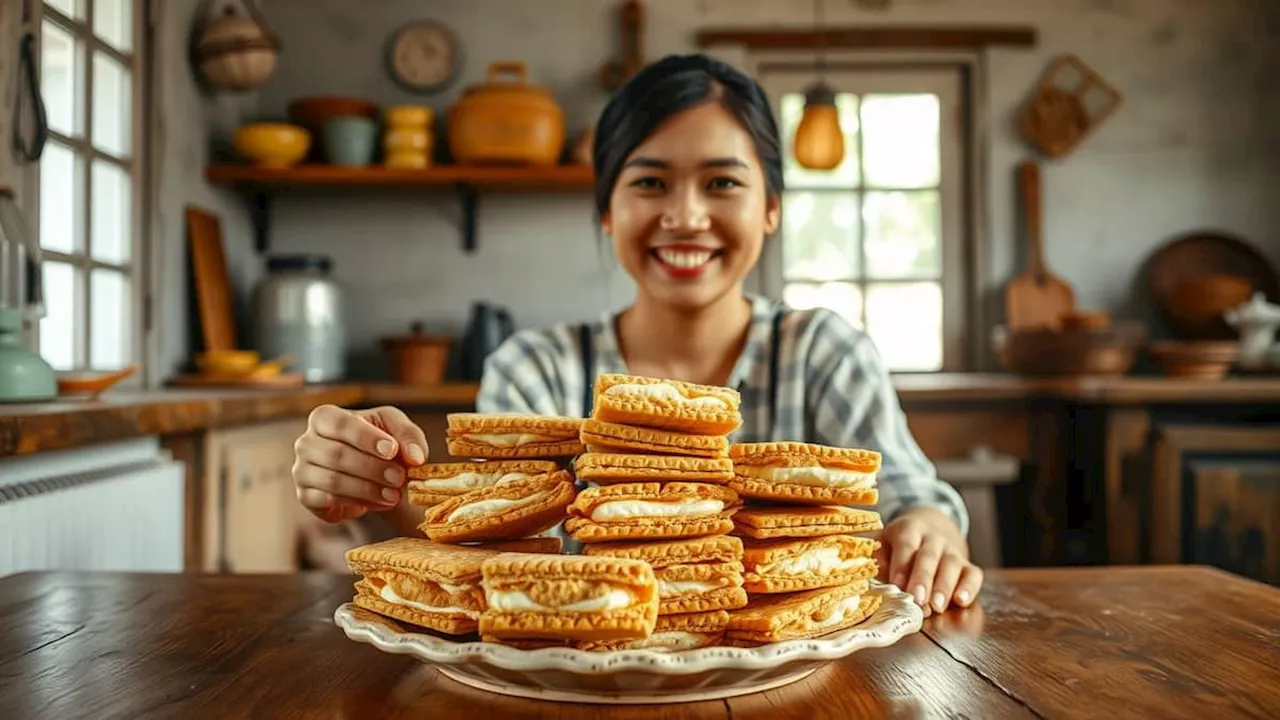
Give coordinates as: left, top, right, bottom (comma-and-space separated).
2, 567, 1277, 719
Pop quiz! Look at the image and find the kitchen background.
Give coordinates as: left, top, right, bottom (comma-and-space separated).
1, 0, 1278, 585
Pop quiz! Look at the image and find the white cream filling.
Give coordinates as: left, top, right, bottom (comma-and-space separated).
618, 631, 705, 651
656, 578, 722, 597
466, 433, 560, 447
436, 581, 475, 595
447, 491, 548, 522
737, 465, 876, 489
755, 548, 872, 576
590, 498, 725, 522
418, 471, 530, 491
811, 595, 863, 630
378, 583, 476, 618
486, 588, 634, 613
604, 382, 729, 409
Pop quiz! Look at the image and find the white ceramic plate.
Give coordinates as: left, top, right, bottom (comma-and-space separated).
333, 581, 923, 704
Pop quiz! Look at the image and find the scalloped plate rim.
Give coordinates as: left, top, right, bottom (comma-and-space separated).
334, 581, 922, 676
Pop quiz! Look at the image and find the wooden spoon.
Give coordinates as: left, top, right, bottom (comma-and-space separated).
1005, 160, 1075, 329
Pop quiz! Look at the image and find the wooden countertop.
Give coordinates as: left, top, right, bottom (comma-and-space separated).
1, 566, 1276, 718
5, 373, 1280, 458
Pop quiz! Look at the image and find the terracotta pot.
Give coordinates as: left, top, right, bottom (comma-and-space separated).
448, 62, 565, 166
383, 324, 453, 385
1148, 341, 1240, 380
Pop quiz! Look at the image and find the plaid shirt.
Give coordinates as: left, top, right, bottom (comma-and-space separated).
477, 293, 969, 537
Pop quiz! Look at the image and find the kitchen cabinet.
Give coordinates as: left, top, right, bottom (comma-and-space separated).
201, 418, 308, 573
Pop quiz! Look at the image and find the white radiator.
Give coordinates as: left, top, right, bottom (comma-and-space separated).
0, 437, 185, 577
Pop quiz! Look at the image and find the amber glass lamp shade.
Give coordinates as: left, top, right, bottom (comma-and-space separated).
793, 82, 844, 170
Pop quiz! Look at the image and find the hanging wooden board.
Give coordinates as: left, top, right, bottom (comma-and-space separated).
185, 206, 238, 352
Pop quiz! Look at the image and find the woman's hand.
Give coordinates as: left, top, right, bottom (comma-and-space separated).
292, 404, 428, 523
875, 506, 983, 616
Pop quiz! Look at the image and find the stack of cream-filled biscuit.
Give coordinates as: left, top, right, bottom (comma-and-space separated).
404, 413, 588, 552
721, 442, 886, 646
563, 373, 749, 651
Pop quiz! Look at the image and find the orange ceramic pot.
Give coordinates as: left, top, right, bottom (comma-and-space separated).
448, 62, 565, 166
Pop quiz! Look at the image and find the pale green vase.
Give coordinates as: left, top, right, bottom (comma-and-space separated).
0, 307, 56, 402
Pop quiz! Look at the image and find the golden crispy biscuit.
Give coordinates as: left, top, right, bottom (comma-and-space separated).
346, 538, 496, 634
742, 535, 879, 593
574, 453, 734, 486
578, 610, 730, 652
406, 460, 560, 506
480, 553, 659, 641
447, 413, 586, 459
729, 442, 880, 506
732, 506, 883, 539
592, 373, 743, 435
580, 419, 729, 458
461, 536, 563, 554
565, 482, 741, 542
419, 471, 576, 543
726, 581, 881, 643
583, 536, 747, 614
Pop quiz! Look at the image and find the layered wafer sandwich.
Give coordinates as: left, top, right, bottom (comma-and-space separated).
346, 538, 494, 635
420, 471, 576, 543
584, 535, 747, 614
578, 610, 730, 652
742, 535, 879, 593
729, 442, 880, 506
479, 553, 659, 642
574, 452, 734, 486
407, 460, 560, 507
591, 373, 743, 435
564, 482, 740, 542
460, 536, 564, 554
725, 580, 881, 646
733, 506, 883, 540
447, 413, 585, 459
580, 419, 729, 458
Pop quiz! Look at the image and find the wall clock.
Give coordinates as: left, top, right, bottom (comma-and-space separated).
386, 20, 460, 94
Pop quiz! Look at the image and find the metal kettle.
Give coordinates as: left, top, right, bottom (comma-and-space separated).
448, 302, 514, 381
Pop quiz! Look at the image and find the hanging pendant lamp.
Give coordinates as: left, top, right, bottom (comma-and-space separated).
793, 0, 844, 170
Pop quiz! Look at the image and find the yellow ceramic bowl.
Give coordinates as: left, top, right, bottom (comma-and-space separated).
195, 350, 261, 376
385, 105, 433, 128
233, 123, 311, 169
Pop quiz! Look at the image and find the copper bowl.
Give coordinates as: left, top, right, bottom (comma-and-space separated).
1161, 274, 1253, 339
994, 323, 1144, 377
287, 96, 380, 135
1148, 341, 1239, 380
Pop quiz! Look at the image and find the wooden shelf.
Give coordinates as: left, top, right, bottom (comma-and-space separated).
204, 164, 594, 190
203, 164, 595, 254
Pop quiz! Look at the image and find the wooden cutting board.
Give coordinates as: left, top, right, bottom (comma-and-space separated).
1005, 160, 1075, 329
186, 206, 237, 352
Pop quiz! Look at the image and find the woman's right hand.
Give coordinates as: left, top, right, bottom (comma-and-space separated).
293, 404, 429, 523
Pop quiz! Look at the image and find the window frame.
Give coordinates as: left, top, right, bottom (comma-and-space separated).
739, 49, 991, 372
30, 0, 149, 382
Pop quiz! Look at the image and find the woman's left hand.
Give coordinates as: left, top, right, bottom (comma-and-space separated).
875, 506, 983, 616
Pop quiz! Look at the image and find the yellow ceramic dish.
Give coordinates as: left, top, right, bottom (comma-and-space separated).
233, 123, 311, 169
195, 350, 261, 376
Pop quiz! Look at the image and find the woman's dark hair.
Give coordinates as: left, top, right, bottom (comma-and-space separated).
592, 53, 784, 218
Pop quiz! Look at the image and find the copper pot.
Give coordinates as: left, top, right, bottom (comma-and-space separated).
448, 62, 565, 166
382, 323, 453, 385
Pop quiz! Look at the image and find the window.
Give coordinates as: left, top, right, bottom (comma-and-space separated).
759, 66, 968, 372
35, 0, 143, 373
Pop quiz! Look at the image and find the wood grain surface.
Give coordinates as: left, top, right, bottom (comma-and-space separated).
1, 567, 1276, 719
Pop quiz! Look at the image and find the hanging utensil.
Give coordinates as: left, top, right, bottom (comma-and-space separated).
1004, 160, 1075, 329
12, 0, 49, 164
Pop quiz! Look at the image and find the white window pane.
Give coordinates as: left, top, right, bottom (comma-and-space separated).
92, 52, 132, 157
39, 141, 84, 253
90, 269, 130, 369
863, 191, 941, 279
40, 261, 82, 370
782, 191, 859, 281
41, 20, 84, 138
783, 281, 863, 329
93, 0, 133, 52
46, 0, 84, 19
91, 160, 131, 264
861, 94, 940, 189
780, 92, 861, 189
865, 282, 942, 372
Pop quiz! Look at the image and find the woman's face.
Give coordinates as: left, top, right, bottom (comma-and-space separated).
603, 101, 780, 312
